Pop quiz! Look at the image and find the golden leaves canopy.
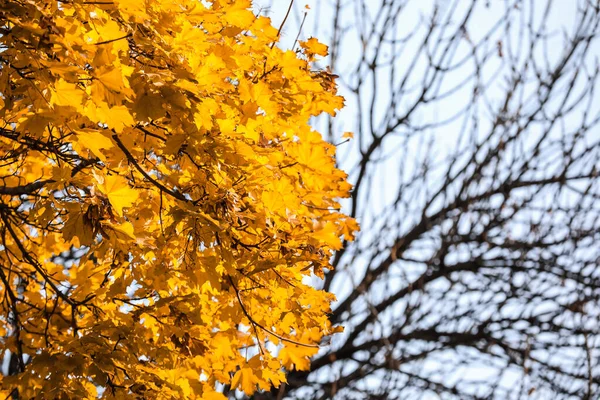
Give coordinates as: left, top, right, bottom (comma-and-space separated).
0, 0, 357, 397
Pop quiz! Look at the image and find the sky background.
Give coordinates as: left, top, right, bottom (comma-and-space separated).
252, 1, 600, 398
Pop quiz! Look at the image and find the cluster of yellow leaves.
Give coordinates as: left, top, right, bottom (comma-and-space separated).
0, 0, 357, 398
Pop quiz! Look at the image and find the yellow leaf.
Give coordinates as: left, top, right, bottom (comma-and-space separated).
51, 166, 72, 184
95, 66, 132, 93
262, 367, 286, 388
62, 207, 95, 246
313, 221, 342, 250
194, 99, 219, 130
278, 345, 319, 371
202, 389, 227, 400
230, 367, 257, 395
97, 175, 138, 217
50, 79, 85, 110
82, 380, 98, 398
75, 130, 114, 161
225, 9, 255, 28
114, 0, 147, 21
300, 37, 329, 58
86, 103, 135, 133
44, 61, 81, 77
110, 221, 136, 240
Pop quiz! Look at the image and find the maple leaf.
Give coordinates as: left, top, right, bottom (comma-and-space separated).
300, 37, 329, 60
86, 103, 135, 133
278, 345, 319, 371
202, 390, 227, 400
114, 0, 147, 21
95, 65, 134, 93
74, 130, 114, 161
231, 367, 258, 395
97, 174, 139, 217
50, 79, 85, 110
62, 207, 96, 246
313, 221, 343, 250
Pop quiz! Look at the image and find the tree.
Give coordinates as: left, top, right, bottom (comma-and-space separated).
0, 0, 357, 398
257, 0, 600, 399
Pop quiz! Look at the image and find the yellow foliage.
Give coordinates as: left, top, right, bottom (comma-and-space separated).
300, 37, 329, 61
0, 0, 357, 398
97, 174, 139, 217
50, 79, 86, 111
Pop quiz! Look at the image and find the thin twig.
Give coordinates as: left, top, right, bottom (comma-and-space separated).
227, 275, 318, 348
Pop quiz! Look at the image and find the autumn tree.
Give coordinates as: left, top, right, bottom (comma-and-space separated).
255, 0, 600, 399
0, 0, 357, 398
